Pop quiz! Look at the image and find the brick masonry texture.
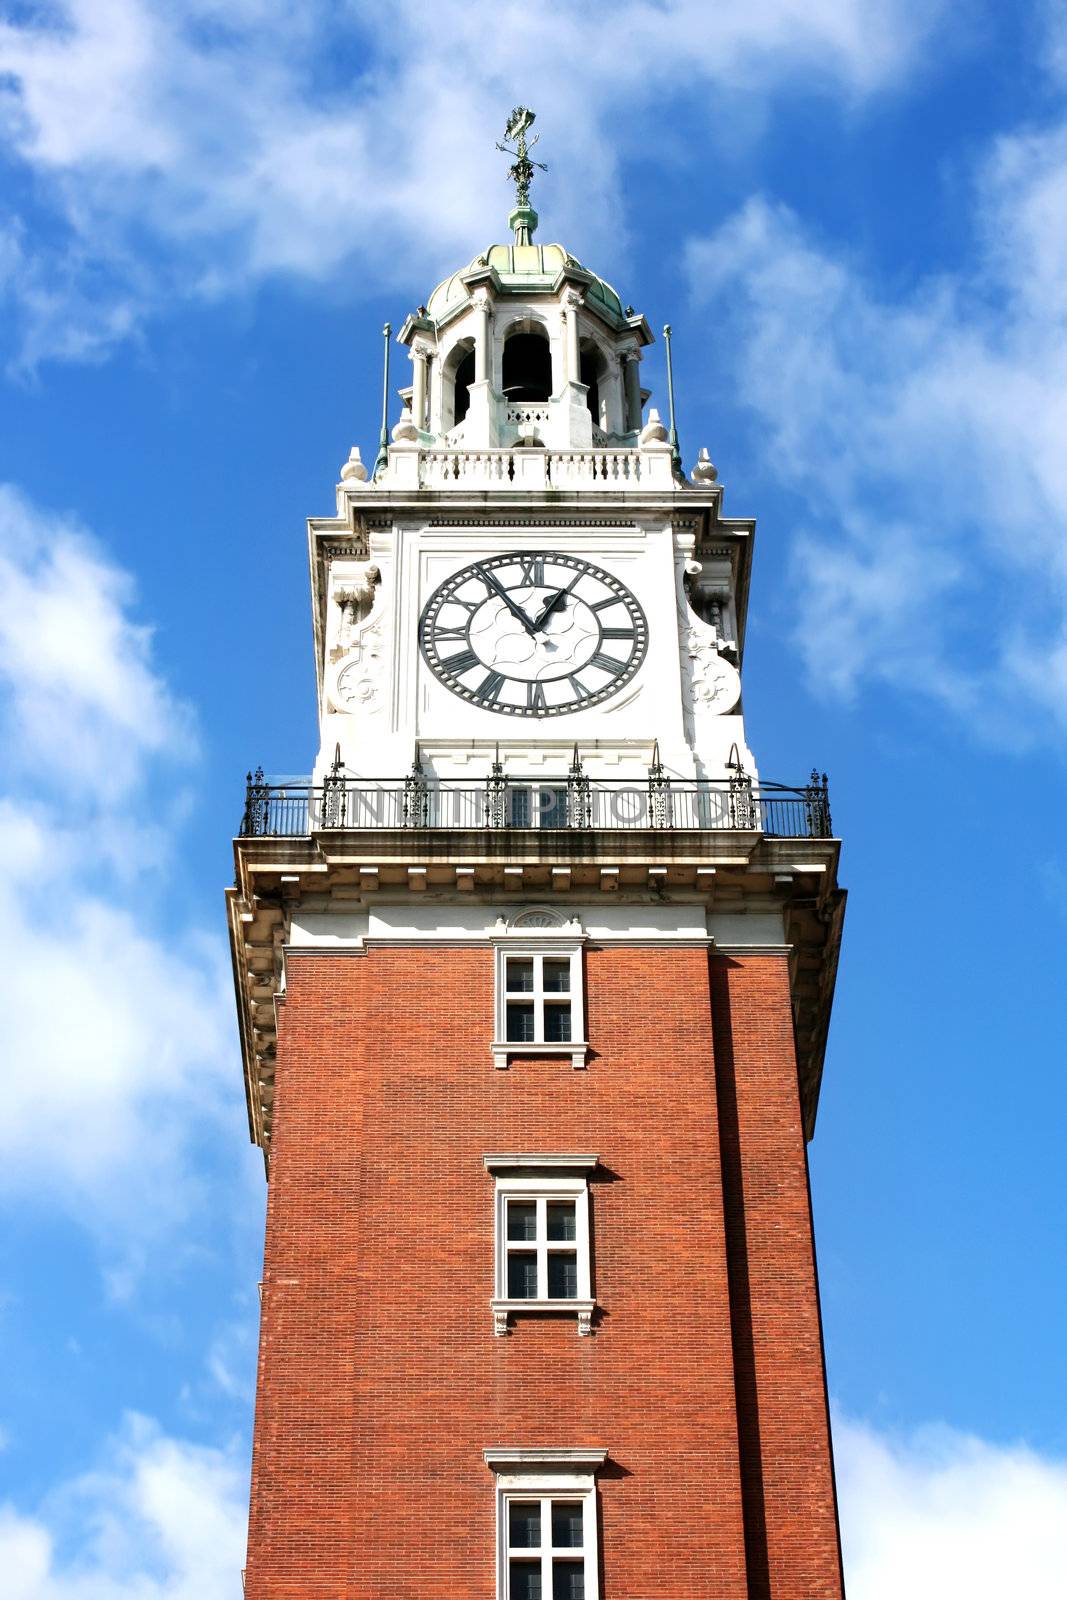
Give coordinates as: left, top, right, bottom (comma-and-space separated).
244, 943, 844, 1600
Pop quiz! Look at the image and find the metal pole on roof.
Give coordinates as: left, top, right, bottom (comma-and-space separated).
373, 322, 392, 480
663, 323, 682, 476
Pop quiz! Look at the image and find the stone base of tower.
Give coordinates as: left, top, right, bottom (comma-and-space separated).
240, 936, 844, 1600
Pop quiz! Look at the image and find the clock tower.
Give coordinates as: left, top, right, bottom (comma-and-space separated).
229, 111, 847, 1600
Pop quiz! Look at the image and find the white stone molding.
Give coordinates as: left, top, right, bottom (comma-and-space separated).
391, 403, 419, 443
509, 907, 570, 930
713, 942, 792, 956
325, 561, 388, 719
681, 620, 742, 718
483, 1154, 598, 1173
484, 1448, 607, 1472
338, 446, 369, 484
639, 408, 669, 444
486, 1451, 604, 1600
490, 1298, 595, 1337
620, 344, 643, 430
485, 1161, 596, 1336
410, 339, 434, 431
491, 1038, 589, 1071
491, 932, 587, 1070
562, 288, 584, 385
333, 563, 380, 628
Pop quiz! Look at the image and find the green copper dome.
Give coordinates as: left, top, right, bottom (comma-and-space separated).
426, 242, 626, 325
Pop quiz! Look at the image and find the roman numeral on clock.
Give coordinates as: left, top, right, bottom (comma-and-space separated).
442, 648, 480, 675
590, 652, 627, 674
477, 670, 506, 704
600, 627, 635, 642
527, 681, 548, 712
433, 626, 468, 642
517, 556, 545, 586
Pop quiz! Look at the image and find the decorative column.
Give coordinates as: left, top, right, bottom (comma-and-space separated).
473, 290, 492, 384
558, 287, 593, 448
621, 345, 643, 431
562, 289, 583, 385
462, 289, 497, 446
410, 339, 432, 432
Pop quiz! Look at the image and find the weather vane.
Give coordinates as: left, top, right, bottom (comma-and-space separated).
497, 107, 546, 243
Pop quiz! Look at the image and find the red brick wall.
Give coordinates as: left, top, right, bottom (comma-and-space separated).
244, 943, 841, 1600
710, 953, 845, 1600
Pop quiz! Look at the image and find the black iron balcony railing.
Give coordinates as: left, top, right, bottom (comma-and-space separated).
239, 764, 832, 840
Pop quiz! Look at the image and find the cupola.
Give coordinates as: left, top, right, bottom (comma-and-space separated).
393, 109, 654, 453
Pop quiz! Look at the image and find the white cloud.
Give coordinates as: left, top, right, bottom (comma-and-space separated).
0, 865, 233, 1222
0, 1415, 246, 1600
684, 79, 1067, 732
0, 484, 239, 1259
0, 485, 195, 796
0, 0, 947, 367
835, 1415, 1067, 1599
4, 1409, 1064, 1600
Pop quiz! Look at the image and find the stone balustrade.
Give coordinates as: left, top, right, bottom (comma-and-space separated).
377, 443, 677, 490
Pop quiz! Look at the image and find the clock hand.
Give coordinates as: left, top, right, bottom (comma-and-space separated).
474, 565, 537, 636
532, 572, 583, 632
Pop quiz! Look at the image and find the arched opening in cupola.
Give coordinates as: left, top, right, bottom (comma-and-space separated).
579, 342, 606, 430
443, 339, 476, 432
502, 323, 553, 403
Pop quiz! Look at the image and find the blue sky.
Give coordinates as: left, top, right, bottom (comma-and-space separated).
1, 2, 1066, 1594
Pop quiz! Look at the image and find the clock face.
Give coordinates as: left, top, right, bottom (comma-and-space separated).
419, 551, 648, 717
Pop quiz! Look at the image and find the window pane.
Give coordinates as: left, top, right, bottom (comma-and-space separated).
507, 1002, 536, 1042
510, 1560, 542, 1600
509, 1502, 542, 1549
506, 958, 535, 993
551, 1504, 583, 1549
508, 789, 533, 828
552, 1559, 585, 1600
543, 1002, 572, 1042
506, 1202, 537, 1241
507, 1252, 539, 1299
542, 959, 570, 993
547, 1252, 578, 1299
538, 787, 568, 829
546, 1202, 576, 1241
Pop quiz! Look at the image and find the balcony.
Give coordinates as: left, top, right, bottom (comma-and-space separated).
238, 765, 832, 840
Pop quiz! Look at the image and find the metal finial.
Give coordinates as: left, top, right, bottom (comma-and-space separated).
497, 107, 546, 244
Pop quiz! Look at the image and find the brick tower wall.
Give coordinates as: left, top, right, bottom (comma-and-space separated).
243, 943, 843, 1600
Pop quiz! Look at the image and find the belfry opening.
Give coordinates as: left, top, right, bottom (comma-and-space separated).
451, 344, 475, 426
502, 324, 553, 402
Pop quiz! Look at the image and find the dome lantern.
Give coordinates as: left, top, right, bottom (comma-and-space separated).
390, 111, 656, 457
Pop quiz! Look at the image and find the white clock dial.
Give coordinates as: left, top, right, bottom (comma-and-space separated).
419, 552, 648, 716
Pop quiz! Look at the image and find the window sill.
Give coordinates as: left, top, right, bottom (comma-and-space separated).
491, 1040, 589, 1071
491, 1297, 596, 1337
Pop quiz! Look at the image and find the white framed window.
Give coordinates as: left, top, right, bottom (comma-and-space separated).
492, 936, 586, 1070
484, 1448, 607, 1600
484, 1155, 596, 1336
